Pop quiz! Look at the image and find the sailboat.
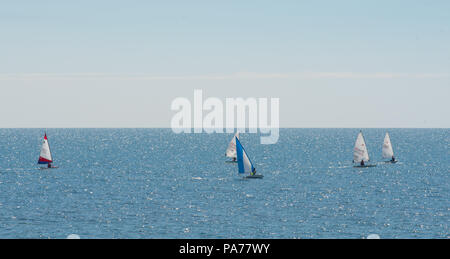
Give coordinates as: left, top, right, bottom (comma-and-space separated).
225, 132, 239, 162
235, 137, 263, 179
353, 131, 376, 168
38, 133, 58, 169
382, 132, 397, 163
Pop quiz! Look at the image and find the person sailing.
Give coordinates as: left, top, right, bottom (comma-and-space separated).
360, 160, 365, 166
251, 168, 256, 176
391, 156, 396, 162
226, 153, 237, 162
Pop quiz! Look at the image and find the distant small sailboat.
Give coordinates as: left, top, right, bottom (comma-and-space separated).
382, 132, 397, 163
353, 131, 376, 168
38, 133, 58, 169
235, 137, 263, 179
225, 132, 239, 162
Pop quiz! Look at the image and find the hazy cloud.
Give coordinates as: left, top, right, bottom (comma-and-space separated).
1, 72, 449, 81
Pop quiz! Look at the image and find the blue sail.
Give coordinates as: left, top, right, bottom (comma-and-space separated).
236, 137, 255, 175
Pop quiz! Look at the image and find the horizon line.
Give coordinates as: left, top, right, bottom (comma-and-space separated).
1, 72, 449, 81
0, 127, 448, 129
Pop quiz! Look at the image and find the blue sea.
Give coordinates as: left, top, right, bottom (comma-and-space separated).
0, 129, 448, 239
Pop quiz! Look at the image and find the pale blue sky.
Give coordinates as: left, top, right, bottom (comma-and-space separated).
0, 0, 449, 127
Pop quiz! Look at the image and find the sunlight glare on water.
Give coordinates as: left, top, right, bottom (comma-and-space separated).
0, 129, 448, 238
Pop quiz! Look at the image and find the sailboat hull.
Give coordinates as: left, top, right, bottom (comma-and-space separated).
225, 160, 238, 164
353, 164, 377, 168
244, 175, 264, 179
39, 166, 59, 170
384, 160, 398, 164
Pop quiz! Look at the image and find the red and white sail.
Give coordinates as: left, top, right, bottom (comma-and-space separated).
38, 134, 53, 164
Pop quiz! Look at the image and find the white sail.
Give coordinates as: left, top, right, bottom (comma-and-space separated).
38, 134, 53, 164
225, 132, 239, 159
382, 132, 394, 159
241, 146, 253, 173
353, 131, 369, 163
